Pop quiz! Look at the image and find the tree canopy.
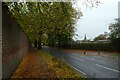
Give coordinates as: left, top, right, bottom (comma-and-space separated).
6, 0, 100, 49
109, 18, 120, 50
6, 2, 82, 48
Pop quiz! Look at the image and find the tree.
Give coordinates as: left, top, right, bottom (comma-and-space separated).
7, 2, 52, 48
109, 18, 120, 51
46, 2, 81, 48
5, 0, 100, 49
6, 2, 79, 48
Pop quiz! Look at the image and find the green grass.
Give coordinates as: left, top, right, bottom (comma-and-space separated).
38, 50, 86, 79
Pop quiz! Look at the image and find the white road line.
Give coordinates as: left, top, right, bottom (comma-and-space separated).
96, 64, 120, 73
74, 57, 85, 61
68, 64, 87, 75
69, 56, 85, 61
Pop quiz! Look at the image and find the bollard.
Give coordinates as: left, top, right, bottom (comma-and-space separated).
84, 50, 86, 55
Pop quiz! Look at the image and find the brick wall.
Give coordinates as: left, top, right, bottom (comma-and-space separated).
2, 3, 30, 78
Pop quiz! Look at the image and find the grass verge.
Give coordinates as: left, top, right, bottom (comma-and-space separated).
38, 50, 85, 79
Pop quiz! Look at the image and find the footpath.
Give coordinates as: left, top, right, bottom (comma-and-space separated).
11, 51, 55, 78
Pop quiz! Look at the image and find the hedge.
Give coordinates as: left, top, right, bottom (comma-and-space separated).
60, 42, 117, 51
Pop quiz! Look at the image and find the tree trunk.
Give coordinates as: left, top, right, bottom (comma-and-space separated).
38, 39, 42, 49
34, 39, 37, 48
38, 35, 42, 49
58, 35, 61, 48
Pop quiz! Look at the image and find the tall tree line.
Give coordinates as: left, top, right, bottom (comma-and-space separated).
6, 2, 82, 49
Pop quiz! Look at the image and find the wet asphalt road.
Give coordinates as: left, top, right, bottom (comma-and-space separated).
41, 46, 120, 79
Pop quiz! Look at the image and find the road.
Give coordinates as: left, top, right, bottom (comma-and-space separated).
42, 46, 120, 78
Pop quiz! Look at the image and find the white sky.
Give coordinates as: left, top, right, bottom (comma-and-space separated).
74, 0, 120, 40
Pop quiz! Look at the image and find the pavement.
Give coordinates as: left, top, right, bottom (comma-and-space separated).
42, 46, 120, 79
11, 51, 55, 78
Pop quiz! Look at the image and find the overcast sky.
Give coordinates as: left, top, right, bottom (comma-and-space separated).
74, 0, 119, 40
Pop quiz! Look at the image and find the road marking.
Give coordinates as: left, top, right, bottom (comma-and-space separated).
69, 56, 85, 61
96, 64, 120, 73
75, 57, 85, 61
68, 64, 87, 75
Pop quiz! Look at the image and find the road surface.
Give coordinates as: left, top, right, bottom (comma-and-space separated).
42, 46, 120, 78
